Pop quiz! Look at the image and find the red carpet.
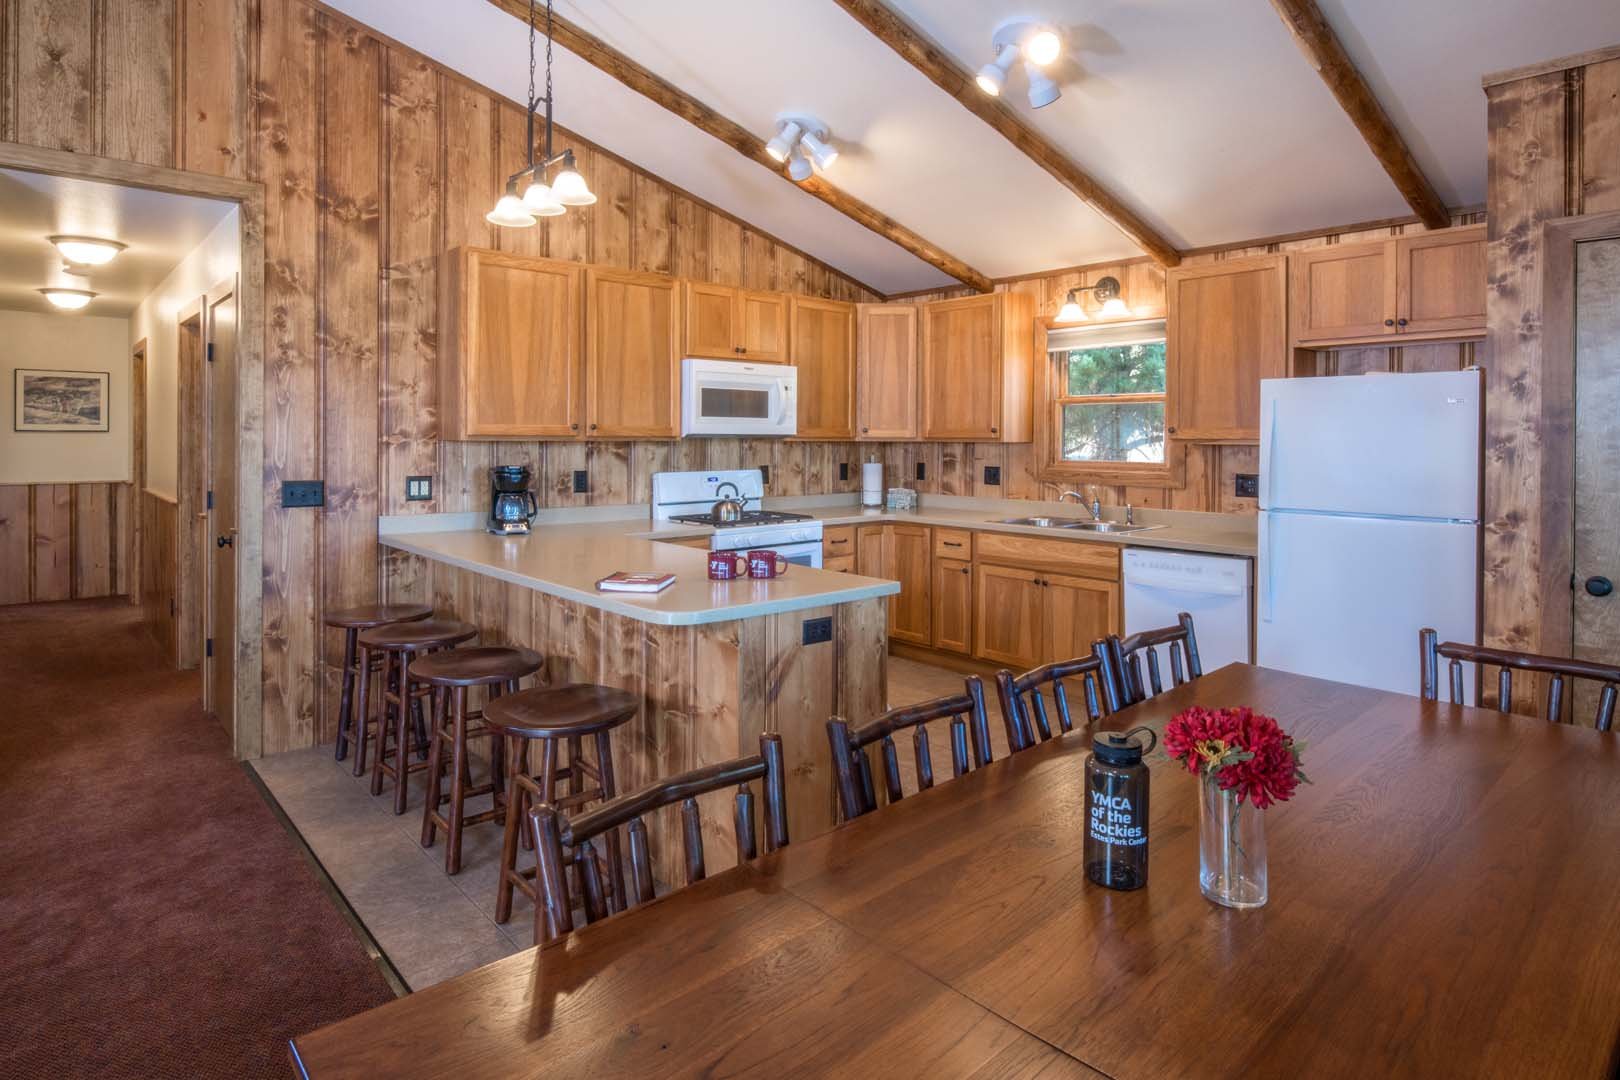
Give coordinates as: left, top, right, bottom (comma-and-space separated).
0, 599, 395, 1079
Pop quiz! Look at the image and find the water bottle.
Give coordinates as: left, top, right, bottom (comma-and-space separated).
1084, 725, 1158, 891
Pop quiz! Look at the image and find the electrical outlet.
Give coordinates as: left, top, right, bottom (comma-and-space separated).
1234, 473, 1259, 499
983, 466, 1002, 486
839, 462, 849, 482
405, 475, 432, 502
759, 464, 771, 487
802, 616, 833, 645
281, 480, 324, 508
915, 461, 927, 481
572, 470, 588, 494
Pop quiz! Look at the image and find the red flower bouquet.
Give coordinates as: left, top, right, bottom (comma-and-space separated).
1163, 706, 1307, 809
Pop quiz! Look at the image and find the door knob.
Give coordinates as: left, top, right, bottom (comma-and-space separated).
217, 535, 234, 549
1586, 576, 1614, 597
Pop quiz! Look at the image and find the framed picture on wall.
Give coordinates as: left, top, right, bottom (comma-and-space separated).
14, 368, 110, 432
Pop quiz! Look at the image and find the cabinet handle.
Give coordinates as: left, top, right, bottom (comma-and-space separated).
1167, 426, 1177, 435
589, 423, 598, 431
1384, 319, 1395, 327
1397, 318, 1408, 327
570, 423, 579, 431
861, 427, 869, 434
943, 541, 963, 548
990, 426, 998, 434
961, 566, 969, 575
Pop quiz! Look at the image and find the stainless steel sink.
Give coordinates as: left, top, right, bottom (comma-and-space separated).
993, 516, 1089, 528
1058, 521, 1164, 534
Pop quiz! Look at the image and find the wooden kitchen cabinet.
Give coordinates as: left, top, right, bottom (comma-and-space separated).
1166, 255, 1288, 442
889, 524, 932, 646
683, 282, 787, 362
1043, 572, 1120, 664
585, 268, 681, 438
790, 297, 856, 439
1289, 225, 1485, 346
1395, 228, 1487, 335
1290, 244, 1394, 343
440, 247, 584, 439
931, 557, 973, 655
920, 292, 1035, 442
856, 524, 887, 578
973, 563, 1044, 669
856, 303, 920, 440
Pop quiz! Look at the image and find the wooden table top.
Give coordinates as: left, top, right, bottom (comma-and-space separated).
290, 665, 1620, 1079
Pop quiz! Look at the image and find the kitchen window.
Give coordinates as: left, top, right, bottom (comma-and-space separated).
1041, 319, 1180, 486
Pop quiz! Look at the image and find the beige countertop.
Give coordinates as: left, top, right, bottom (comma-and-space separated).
803, 505, 1256, 558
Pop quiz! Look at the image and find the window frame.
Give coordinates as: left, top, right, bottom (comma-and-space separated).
1034, 317, 1183, 488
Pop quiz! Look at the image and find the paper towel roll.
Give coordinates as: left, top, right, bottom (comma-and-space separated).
861, 461, 884, 507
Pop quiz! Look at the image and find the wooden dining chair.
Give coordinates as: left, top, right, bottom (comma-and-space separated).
825, 677, 992, 821
1419, 629, 1618, 730
994, 653, 1106, 754
1097, 613, 1204, 712
529, 732, 789, 944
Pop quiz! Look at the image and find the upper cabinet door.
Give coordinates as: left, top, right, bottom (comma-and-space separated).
790, 297, 855, 439
1290, 242, 1395, 344
684, 282, 739, 359
922, 295, 1001, 440
856, 303, 919, 440
442, 247, 584, 439
1166, 255, 1288, 443
1396, 227, 1486, 336
738, 291, 789, 363
586, 269, 681, 438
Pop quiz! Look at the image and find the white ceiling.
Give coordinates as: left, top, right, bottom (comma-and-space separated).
0, 169, 236, 316
328, 0, 1620, 294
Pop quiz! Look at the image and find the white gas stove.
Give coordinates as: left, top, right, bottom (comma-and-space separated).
651, 469, 824, 568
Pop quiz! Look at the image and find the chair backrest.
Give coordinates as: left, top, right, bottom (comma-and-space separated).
994, 652, 1105, 753
826, 676, 991, 821
1419, 629, 1618, 731
529, 732, 789, 943
1098, 612, 1203, 712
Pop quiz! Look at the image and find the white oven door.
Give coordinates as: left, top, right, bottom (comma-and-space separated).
681, 359, 798, 436
772, 541, 822, 569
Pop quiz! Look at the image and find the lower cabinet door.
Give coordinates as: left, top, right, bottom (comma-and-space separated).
931, 558, 973, 654
1043, 571, 1120, 665
824, 554, 855, 573
974, 563, 1044, 670
889, 524, 932, 645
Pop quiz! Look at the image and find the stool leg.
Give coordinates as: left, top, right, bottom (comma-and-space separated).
495, 737, 528, 925
420, 685, 447, 849
594, 730, 627, 914
334, 628, 358, 762
446, 687, 470, 875
392, 651, 414, 815
486, 683, 508, 802
567, 736, 584, 799
369, 648, 394, 795
352, 642, 374, 777
517, 738, 534, 852
410, 654, 431, 761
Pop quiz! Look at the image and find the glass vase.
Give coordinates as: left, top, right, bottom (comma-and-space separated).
1198, 774, 1267, 908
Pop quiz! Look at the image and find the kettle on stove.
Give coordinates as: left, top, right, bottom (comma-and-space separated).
488, 465, 538, 535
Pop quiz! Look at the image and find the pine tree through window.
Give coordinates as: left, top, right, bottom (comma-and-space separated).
1049, 320, 1167, 465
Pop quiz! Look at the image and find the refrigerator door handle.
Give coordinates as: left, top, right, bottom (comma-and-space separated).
1261, 513, 1276, 623
1263, 396, 1279, 510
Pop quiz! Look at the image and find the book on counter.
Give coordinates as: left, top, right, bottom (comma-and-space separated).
595, 570, 676, 594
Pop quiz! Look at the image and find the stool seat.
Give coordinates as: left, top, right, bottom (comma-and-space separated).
359, 618, 477, 651
410, 646, 544, 687
325, 603, 433, 630
485, 684, 640, 739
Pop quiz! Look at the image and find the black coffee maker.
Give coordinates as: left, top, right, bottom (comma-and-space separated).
488, 465, 538, 535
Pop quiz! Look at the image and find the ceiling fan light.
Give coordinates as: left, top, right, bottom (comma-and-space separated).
1024, 28, 1061, 67
1055, 291, 1086, 323
551, 167, 596, 206
786, 150, 814, 183
522, 181, 565, 216
1025, 63, 1061, 108
486, 192, 537, 228
765, 121, 802, 163
40, 287, 96, 310
800, 130, 839, 171
50, 236, 125, 266
1099, 297, 1130, 318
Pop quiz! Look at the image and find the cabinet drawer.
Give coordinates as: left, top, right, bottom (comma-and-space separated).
824, 554, 855, 574
974, 531, 1120, 580
933, 528, 973, 560
822, 526, 855, 557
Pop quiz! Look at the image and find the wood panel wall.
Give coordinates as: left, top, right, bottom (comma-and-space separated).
0, 483, 129, 606
139, 489, 178, 662
1483, 55, 1620, 679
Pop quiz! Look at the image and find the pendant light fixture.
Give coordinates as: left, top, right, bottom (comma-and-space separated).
1055, 276, 1128, 323
486, 0, 595, 229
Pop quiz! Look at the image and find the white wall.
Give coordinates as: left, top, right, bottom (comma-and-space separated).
0, 310, 132, 484
129, 208, 240, 500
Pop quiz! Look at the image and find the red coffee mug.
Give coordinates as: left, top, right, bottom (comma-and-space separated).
707, 551, 748, 581
747, 549, 789, 579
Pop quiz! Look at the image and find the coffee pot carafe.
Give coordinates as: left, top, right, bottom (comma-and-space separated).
488, 465, 538, 535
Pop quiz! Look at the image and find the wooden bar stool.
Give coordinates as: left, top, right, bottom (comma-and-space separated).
360, 618, 478, 815
326, 603, 433, 772
484, 684, 640, 926
411, 646, 545, 874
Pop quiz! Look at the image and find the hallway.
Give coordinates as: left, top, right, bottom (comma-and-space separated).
0, 599, 394, 1079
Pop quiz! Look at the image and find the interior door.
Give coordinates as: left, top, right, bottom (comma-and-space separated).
205, 279, 238, 730
1573, 237, 1620, 721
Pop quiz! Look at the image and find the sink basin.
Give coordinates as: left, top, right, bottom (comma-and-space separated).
1057, 521, 1164, 534
993, 516, 1089, 528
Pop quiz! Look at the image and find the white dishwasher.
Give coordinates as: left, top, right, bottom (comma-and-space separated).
1122, 548, 1253, 674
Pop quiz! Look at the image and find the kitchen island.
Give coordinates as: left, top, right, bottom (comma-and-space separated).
380, 517, 897, 872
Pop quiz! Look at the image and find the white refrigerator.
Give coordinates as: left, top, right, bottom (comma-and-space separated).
1257, 370, 1481, 697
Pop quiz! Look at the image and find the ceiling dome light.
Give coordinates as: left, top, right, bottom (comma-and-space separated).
50, 236, 125, 266
765, 121, 802, 163
799, 130, 839, 171
1024, 28, 1061, 67
40, 287, 97, 311
522, 180, 565, 216
786, 150, 814, 183
1025, 63, 1062, 109
976, 43, 1019, 96
1055, 290, 1087, 323
485, 187, 536, 228
551, 167, 596, 206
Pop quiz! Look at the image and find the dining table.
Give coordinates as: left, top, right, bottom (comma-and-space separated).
288, 664, 1620, 1078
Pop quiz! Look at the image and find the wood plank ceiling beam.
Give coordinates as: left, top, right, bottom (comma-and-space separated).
830, 0, 1182, 268
485, 0, 993, 293
1267, 0, 1450, 230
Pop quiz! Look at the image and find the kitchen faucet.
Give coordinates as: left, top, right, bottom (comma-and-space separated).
1059, 491, 1104, 521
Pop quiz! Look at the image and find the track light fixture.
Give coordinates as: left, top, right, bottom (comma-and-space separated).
765, 113, 838, 180
1055, 276, 1127, 323
486, 0, 595, 229
976, 19, 1063, 108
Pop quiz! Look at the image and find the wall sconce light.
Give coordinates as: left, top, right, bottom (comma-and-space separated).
1056, 276, 1128, 323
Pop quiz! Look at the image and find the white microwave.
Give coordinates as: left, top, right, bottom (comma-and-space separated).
680, 358, 798, 437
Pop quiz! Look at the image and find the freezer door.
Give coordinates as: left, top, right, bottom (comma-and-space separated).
1259, 370, 1481, 520
1257, 509, 1478, 698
